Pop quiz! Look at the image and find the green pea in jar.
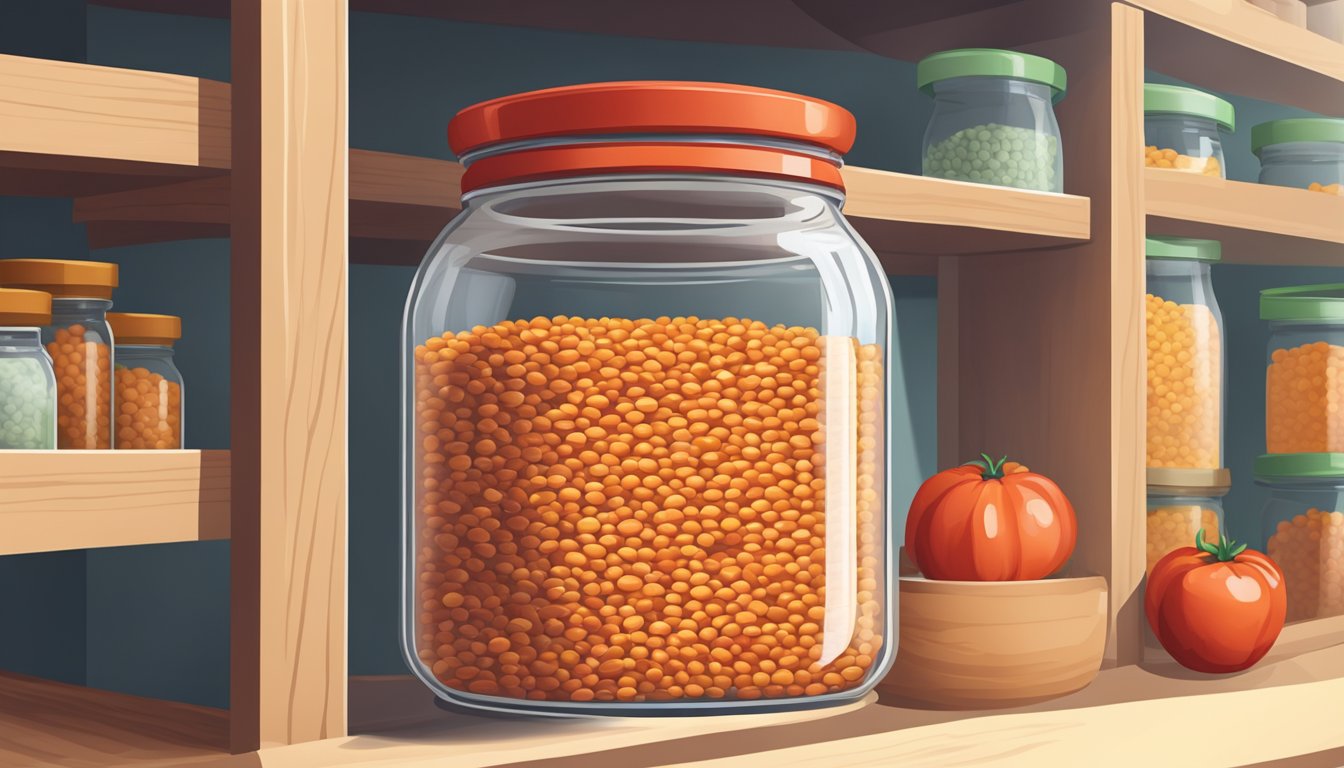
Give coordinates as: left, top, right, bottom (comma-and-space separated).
0, 288, 58, 450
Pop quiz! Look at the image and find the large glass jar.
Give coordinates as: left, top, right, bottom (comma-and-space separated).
108, 313, 183, 450
1146, 468, 1230, 573
1261, 284, 1344, 454
0, 259, 118, 449
917, 48, 1066, 192
1257, 454, 1344, 622
1143, 84, 1234, 178
1252, 118, 1344, 195
1146, 237, 1224, 469
403, 82, 894, 715
0, 288, 57, 450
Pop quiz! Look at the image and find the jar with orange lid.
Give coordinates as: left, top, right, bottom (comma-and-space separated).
403, 82, 894, 714
1146, 237, 1224, 469
0, 259, 118, 449
0, 288, 57, 450
1257, 454, 1344, 622
108, 313, 183, 450
1261, 284, 1344, 454
1146, 468, 1230, 573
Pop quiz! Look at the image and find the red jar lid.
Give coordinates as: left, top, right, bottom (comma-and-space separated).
448, 81, 856, 195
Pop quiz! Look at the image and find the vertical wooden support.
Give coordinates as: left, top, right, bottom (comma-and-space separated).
231, 0, 348, 751
937, 3, 1145, 667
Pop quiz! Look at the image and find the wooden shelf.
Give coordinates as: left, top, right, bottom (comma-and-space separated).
0, 450, 230, 556
1145, 614, 1344, 668
0, 671, 228, 767
1145, 168, 1344, 267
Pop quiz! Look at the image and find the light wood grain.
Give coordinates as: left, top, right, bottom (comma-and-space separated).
880, 576, 1108, 709
0, 671, 228, 767
0, 450, 230, 555
230, 0, 348, 751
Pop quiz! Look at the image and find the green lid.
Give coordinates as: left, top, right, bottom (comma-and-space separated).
1260, 283, 1344, 322
1255, 453, 1344, 481
917, 49, 1067, 102
1144, 84, 1235, 132
1146, 236, 1221, 263
1251, 118, 1344, 155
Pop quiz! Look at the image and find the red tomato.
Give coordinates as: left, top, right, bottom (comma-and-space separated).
905, 454, 1077, 581
1146, 531, 1287, 673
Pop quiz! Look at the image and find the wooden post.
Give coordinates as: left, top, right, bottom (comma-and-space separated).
230, 0, 348, 751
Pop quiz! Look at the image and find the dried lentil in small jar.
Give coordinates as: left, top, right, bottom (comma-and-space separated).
1261, 284, 1344, 455
0, 259, 118, 449
1146, 468, 1230, 573
1143, 84, 1234, 179
1146, 237, 1224, 469
107, 313, 183, 450
1252, 118, 1344, 195
404, 82, 894, 715
1257, 454, 1344, 622
0, 288, 57, 450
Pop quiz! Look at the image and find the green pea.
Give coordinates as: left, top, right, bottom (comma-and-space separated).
0, 357, 56, 449
924, 123, 1060, 191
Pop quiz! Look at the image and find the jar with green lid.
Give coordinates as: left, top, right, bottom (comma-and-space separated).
1146, 237, 1224, 469
917, 48, 1066, 192
0, 288, 58, 450
1256, 453, 1344, 622
1252, 118, 1344, 195
1147, 468, 1230, 573
1144, 84, 1234, 178
1261, 284, 1344, 454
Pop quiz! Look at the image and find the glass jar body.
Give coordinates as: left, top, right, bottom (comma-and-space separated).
921, 77, 1062, 192
1145, 492, 1225, 572
114, 345, 184, 449
1144, 114, 1226, 178
1260, 479, 1344, 622
402, 175, 895, 715
41, 298, 114, 449
1257, 141, 1344, 194
1266, 321, 1344, 454
1146, 259, 1224, 468
0, 328, 57, 450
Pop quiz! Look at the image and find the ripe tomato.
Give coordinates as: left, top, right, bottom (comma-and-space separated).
905, 454, 1077, 581
1146, 530, 1287, 673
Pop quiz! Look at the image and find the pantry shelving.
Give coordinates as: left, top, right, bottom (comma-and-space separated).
1, 0, 1342, 765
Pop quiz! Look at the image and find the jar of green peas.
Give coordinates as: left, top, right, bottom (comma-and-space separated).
917, 48, 1067, 193
0, 288, 58, 450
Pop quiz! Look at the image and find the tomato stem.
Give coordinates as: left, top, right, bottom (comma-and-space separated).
974, 452, 1010, 480
1194, 528, 1248, 562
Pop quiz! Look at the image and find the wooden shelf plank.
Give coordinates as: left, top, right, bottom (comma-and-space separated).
0, 671, 228, 767
1129, 0, 1344, 113
1145, 168, 1344, 267
0, 450, 230, 556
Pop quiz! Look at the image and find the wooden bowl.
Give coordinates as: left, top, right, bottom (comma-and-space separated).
878, 575, 1108, 709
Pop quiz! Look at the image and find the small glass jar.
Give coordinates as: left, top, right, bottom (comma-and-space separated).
0, 259, 118, 449
1146, 468, 1231, 573
0, 288, 57, 450
1261, 284, 1344, 454
1143, 84, 1234, 179
1257, 454, 1344, 622
1146, 237, 1224, 469
917, 48, 1066, 192
108, 313, 183, 450
1252, 118, 1344, 195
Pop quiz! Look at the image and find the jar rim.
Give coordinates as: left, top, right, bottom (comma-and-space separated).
916, 48, 1066, 101
1255, 453, 1344, 482
1260, 283, 1344, 322
1252, 118, 1344, 155
1147, 467, 1231, 496
1143, 84, 1235, 132
1146, 236, 1221, 263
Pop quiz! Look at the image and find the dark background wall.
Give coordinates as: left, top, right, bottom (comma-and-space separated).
0, 3, 1335, 708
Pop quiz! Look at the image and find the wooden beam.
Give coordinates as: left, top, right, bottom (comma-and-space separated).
230, 0, 348, 751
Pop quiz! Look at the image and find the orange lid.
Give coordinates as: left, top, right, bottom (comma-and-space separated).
0, 259, 119, 300
107, 312, 181, 346
0, 288, 53, 326
448, 82, 856, 195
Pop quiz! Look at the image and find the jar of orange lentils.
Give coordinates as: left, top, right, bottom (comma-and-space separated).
1146, 237, 1224, 469
1144, 84, 1233, 178
107, 313, 183, 450
1261, 284, 1344, 454
1146, 467, 1230, 573
0, 259, 118, 450
403, 82, 893, 715
1252, 118, 1343, 195
1258, 454, 1344, 622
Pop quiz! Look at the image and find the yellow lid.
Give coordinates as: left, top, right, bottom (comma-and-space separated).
0, 259, 119, 299
1147, 467, 1232, 497
0, 288, 53, 326
107, 312, 181, 346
